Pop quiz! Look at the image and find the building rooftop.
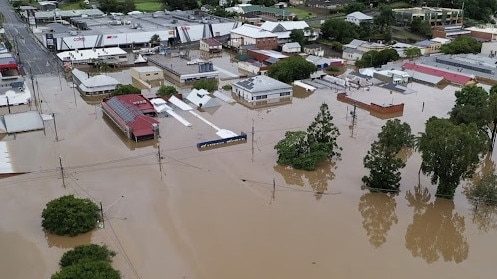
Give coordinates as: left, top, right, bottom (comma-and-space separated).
147, 55, 216, 76
132, 66, 162, 73
231, 24, 276, 38
202, 38, 221, 46
346, 11, 373, 20
233, 75, 291, 93
392, 7, 462, 13
466, 25, 497, 35
403, 62, 474, 85
240, 5, 296, 17
104, 95, 158, 137
260, 20, 309, 32
57, 47, 127, 62
249, 49, 288, 59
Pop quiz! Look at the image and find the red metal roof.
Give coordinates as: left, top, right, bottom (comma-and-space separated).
403, 62, 473, 85
202, 38, 221, 47
103, 95, 158, 139
114, 94, 156, 114
128, 115, 159, 137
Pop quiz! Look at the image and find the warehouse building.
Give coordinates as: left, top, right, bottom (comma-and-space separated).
39, 10, 241, 51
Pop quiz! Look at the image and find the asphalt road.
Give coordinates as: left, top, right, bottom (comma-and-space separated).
0, 0, 57, 75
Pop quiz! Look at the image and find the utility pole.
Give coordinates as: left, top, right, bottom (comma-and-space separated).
158, 143, 163, 178
6, 96, 10, 114
53, 113, 59, 141
100, 202, 105, 228
72, 76, 77, 107
251, 119, 254, 161
272, 178, 276, 202
350, 102, 357, 138
36, 78, 42, 113
59, 156, 65, 188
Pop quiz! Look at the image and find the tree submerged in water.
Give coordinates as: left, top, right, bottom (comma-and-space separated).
362, 119, 415, 193
274, 103, 341, 171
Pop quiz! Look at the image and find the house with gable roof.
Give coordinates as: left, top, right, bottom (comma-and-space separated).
229, 24, 278, 50
260, 21, 318, 44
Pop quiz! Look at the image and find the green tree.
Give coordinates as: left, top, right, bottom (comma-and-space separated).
418, 117, 487, 198
192, 79, 218, 92
163, 0, 198, 10
275, 104, 341, 171
440, 36, 482, 54
320, 18, 359, 44
362, 119, 415, 192
98, 0, 120, 13
267, 56, 317, 83
60, 244, 116, 268
123, 0, 136, 13
149, 34, 161, 47
410, 17, 432, 38
157, 85, 178, 97
374, 5, 395, 33
449, 85, 497, 149
222, 84, 232, 91
343, 2, 366, 14
306, 103, 341, 160
52, 261, 120, 279
112, 84, 141, 96
289, 29, 305, 51
465, 172, 497, 206
42, 195, 100, 237
405, 47, 422, 58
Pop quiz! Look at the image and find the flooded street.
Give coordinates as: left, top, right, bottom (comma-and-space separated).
0, 72, 496, 278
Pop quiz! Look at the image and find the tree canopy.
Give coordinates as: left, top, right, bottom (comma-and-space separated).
112, 84, 141, 96
320, 18, 359, 44
192, 79, 218, 92
405, 47, 422, 58
52, 244, 120, 279
275, 103, 341, 171
440, 36, 482, 54
410, 17, 432, 38
157, 85, 178, 97
42, 195, 100, 237
355, 48, 400, 68
149, 34, 161, 46
60, 244, 117, 268
418, 117, 487, 198
268, 56, 317, 83
362, 119, 415, 192
465, 172, 497, 206
449, 85, 497, 150
289, 29, 305, 50
163, 0, 198, 10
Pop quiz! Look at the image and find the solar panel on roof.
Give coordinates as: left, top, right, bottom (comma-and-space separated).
106, 98, 138, 123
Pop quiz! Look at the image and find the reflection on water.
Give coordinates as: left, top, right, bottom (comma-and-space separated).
358, 192, 398, 247
293, 86, 313, 99
405, 184, 431, 214
45, 231, 93, 248
102, 114, 157, 150
273, 161, 335, 200
470, 205, 497, 232
405, 198, 469, 263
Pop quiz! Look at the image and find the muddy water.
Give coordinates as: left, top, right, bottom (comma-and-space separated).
0, 74, 496, 278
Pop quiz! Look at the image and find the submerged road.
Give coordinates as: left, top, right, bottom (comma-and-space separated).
0, 0, 57, 75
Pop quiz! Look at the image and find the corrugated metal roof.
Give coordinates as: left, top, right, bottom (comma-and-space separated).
346, 12, 373, 20
260, 21, 309, 32
233, 75, 291, 93
403, 62, 473, 85
231, 24, 276, 38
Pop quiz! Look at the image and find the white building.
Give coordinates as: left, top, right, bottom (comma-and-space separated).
232, 75, 292, 107
56, 47, 128, 65
282, 42, 301, 53
345, 12, 373, 26
260, 21, 318, 44
185, 88, 220, 108
481, 41, 497, 58
229, 24, 277, 49
72, 68, 120, 95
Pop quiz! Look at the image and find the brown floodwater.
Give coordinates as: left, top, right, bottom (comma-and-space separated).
0, 74, 496, 279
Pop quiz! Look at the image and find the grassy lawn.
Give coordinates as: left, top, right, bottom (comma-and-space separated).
60, 0, 162, 12
60, 2, 81, 10
135, 1, 163, 12
287, 7, 316, 20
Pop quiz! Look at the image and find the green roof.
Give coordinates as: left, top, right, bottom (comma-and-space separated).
241, 5, 296, 17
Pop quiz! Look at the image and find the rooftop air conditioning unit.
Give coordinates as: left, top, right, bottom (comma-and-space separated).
70, 30, 78, 36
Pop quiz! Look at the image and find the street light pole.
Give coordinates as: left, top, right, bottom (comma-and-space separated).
6, 96, 10, 114
52, 113, 59, 141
